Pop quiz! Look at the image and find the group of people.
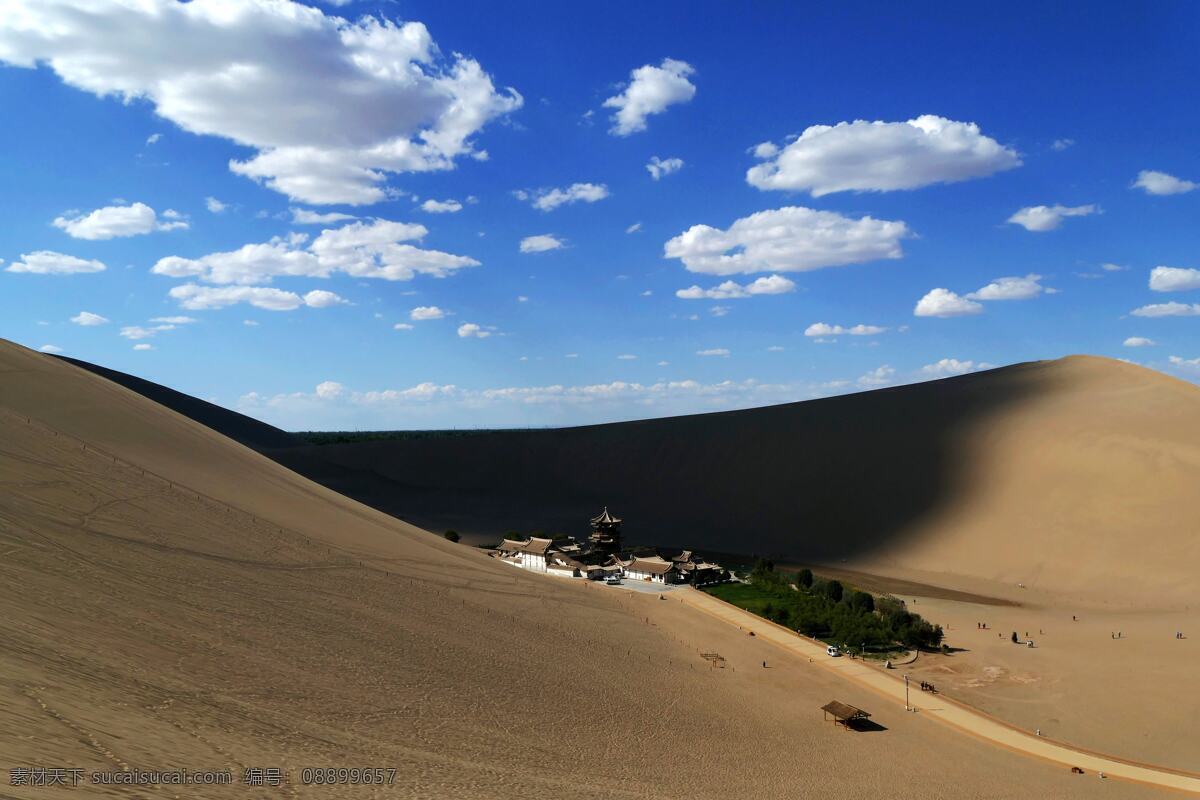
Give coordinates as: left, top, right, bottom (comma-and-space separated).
919, 680, 937, 693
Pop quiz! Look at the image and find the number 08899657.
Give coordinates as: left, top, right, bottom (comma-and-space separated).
300, 767, 396, 785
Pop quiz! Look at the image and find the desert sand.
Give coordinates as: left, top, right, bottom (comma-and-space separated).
1, 337, 1179, 798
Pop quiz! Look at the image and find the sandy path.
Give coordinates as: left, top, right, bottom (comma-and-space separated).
679, 588, 1200, 795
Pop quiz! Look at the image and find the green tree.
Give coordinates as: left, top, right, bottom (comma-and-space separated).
850, 590, 874, 614
443, 530, 460, 543
796, 568, 813, 589
824, 579, 844, 603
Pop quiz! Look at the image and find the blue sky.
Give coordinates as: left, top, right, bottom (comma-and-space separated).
2, 1, 1198, 429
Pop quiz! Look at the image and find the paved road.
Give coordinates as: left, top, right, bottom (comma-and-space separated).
679, 588, 1200, 795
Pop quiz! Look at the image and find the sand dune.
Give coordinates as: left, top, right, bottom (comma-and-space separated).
1, 337, 1172, 798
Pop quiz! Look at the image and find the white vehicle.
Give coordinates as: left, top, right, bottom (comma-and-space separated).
826, 645, 841, 657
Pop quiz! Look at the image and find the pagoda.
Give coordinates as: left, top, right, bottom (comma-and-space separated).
587, 507, 622, 553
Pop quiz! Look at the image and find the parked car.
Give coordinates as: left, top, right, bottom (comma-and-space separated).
605, 577, 622, 585
826, 645, 841, 657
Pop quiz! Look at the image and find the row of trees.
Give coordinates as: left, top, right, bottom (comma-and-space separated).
730, 560, 944, 651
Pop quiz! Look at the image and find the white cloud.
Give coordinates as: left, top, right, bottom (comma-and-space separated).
519, 183, 609, 211
1102, 263, 1127, 272
410, 305, 445, 320
131, 343, 153, 351
5, 251, 106, 274
602, 58, 695, 136
665, 206, 909, 276
1007, 204, 1098, 232
1123, 337, 1155, 347
625, 222, 642, 234
168, 284, 341, 311
914, 288, 984, 318
709, 306, 730, 317
751, 141, 779, 159
1169, 356, 1200, 371
646, 156, 683, 180
53, 202, 187, 239
119, 325, 164, 340
1132, 170, 1196, 196
675, 274, 797, 300
38, 344, 63, 354
302, 289, 347, 308
918, 358, 995, 379
519, 234, 564, 253
146, 133, 161, 145
291, 208, 356, 225
0, 2, 521, 205
804, 322, 886, 337
857, 365, 895, 388
766, 345, 785, 352
205, 197, 227, 214
747, 115, 1019, 195
966, 273, 1046, 301
1130, 302, 1200, 318
697, 348, 730, 357
420, 198, 462, 213
70, 311, 109, 326
1051, 138, 1075, 151
150, 316, 197, 324
457, 322, 494, 338
153, 219, 477, 284
394, 322, 414, 330
1149, 266, 1200, 293
517, 295, 529, 303
617, 354, 637, 360
243, 319, 259, 326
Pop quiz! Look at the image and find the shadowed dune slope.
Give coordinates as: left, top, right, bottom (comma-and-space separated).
3, 337, 1153, 799
274, 356, 1200, 608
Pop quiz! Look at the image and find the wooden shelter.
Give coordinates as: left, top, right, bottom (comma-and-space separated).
821, 700, 871, 730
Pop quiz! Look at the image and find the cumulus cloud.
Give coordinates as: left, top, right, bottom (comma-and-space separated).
410, 305, 445, 320
697, 348, 730, 357
918, 358, 995, 378
132, 343, 153, 351
420, 198, 462, 213
646, 156, 683, 180
153, 219, 477, 284
519, 234, 564, 253
394, 322, 414, 330
146, 133, 161, 145
1007, 204, 1098, 232
675, 274, 796, 299
1130, 302, 1200, 317
150, 316, 197, 324
0, 1, 521, 205
205, 197, 227, 214
518, 183, 609, 211
168, 284, 344, 311
857, 365, 895, 388
457, 322, 494, 338
914, 288, 983, 318
746, 115, 1019, 195
1169, 356, 1200, 371
1132, 170, 1196, 196
53, 202, 187, 239
602, 58, 695, 136
751, 141, 779, 159
804, 322, 886, 337
1051, 138, 1074, 151
966, 273, 1047, 301
5, 251, 106, 274
302, 289, 347, 308
665, 206, 909, 276
291, 208, 356, 225
38, 344, 63, 354
70, 311, 109, 326
1149, 266, 1200, 293
119, 324, 176, 340
1123, 337, 1155, 347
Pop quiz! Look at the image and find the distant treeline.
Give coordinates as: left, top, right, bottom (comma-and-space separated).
706, 560, 944, 653
294, 428, 541, 445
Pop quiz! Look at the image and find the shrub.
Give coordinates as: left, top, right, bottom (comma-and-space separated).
443, 530, 460, 543
824, 579, 844, 603
850, 590, 874, 614
796, 568, 813, 589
